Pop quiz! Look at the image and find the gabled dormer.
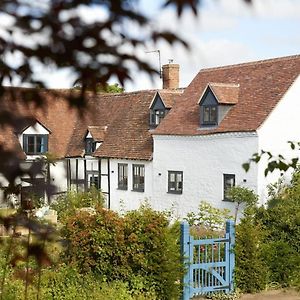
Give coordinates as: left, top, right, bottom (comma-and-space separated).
198, 83, 239, 128
149, 92, 171, 128
84, 126, 107, 155
19, 120, 50, 155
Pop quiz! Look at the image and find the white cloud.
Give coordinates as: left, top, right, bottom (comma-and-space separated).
252, 0, 300, 19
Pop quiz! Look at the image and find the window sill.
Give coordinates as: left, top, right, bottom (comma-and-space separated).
167, 191, 182, 195
132, 189, 144, 193
118, 187, 128, 191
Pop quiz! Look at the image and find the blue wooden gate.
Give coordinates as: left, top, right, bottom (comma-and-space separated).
181, 220, 235, 299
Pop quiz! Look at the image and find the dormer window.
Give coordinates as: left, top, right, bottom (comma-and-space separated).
198, 83, 239, 128
149, 92, 172, 129
23, 135, 48, 154
20, 121, 50, 155
203, 105, 217, 125
151, 109, 165, 126
85, 138, 96, 154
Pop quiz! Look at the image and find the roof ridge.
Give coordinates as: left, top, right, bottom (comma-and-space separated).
209, 82, 240, 87
200, 54, 300, 73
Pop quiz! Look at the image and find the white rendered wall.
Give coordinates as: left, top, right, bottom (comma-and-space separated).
49, 160, 68, 195
109, 159, 153, 213
257, 75, 300, 203
152, 133, 258, 219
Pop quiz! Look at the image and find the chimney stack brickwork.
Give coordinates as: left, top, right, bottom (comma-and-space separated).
162, 64, 179, 89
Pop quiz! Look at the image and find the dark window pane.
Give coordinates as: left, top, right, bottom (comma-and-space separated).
23, 135, 48, 154
133, 164, 145, 192
223, 174, 235, 201
168, 171, 183, 194
118, 163, 128, 189
203, 107, 210, 122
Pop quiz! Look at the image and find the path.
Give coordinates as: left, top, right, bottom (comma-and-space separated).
240, 289, 300, 300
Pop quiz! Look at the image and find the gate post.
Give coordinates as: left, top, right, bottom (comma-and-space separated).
226, 220, 235, 292
181, 222, 190, 300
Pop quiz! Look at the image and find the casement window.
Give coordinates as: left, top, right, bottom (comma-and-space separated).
23, 134, 48, 155
118, 163, 128, 190
150, 109, 165, 127
202, 105, 217, 125
132, 164, 145, 192
87, 173, 99, 189
223, 174, 235, 201
168, 171, 183, 194
85, 138, 96, 155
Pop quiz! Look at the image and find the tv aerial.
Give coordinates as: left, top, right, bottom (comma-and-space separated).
145, 49, 162, 78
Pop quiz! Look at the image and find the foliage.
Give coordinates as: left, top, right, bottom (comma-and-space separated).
242, 142, 300, 176
0, 260, 154, 300
74, 82, 125, 93
226, 186, 258, 223
50, 187, 105, 223
185, 201, 232, 234
235, 170, 300, 292
62, 204, 182, 300
235, 215, 268, 293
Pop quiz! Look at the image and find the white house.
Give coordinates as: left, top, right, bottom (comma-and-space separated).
152, 55, 300, 217
0, 55, 299, 219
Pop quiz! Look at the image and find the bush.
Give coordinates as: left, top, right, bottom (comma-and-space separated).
61, 204, 182, 299
51, 187, 105, 222
235, 216, 268, 292
235, 170, 300, 291
185, 201, 232, 232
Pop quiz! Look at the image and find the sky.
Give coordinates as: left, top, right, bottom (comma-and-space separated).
3, 0, 300, 91
123, 0, 300, 91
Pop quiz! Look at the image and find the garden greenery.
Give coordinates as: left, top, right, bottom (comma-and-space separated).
61, 203, 183, 300
235, 170, 300, 292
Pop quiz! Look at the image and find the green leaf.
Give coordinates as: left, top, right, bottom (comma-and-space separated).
242, 163, 250, 172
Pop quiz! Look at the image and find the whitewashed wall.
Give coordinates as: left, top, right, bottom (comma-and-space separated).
109, 158, 153, 212
152, 133, 259, 218
49, 160, 68, 195
257, 75, 300, 203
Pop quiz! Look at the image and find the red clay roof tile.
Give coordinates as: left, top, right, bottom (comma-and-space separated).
154, 55, 300, 136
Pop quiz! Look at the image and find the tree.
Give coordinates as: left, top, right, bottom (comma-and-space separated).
74, 82, 125, 93
226, 186, 258, 224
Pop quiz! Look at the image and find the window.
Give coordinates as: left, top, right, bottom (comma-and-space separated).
168, 171, 183, 194
132, 164, 145, 192
85, 138, 96, 154
88, 173, 99, 189
223, 174, 235, 201
150, 109, 165, 127
23, 135, 48, 154
118, 163, 128, 190
202, 105, 217, 125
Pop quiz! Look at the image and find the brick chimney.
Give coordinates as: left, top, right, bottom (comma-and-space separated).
162, 63, 179, 89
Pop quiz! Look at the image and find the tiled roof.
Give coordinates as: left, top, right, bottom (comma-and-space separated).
154, 55, 300, 136
159, 89, 183, 108
65, 89, 183, 160
87, 126, 107, 142
0, 87, 182, 161
208, 83, 239, 104
0, 88, 79, 159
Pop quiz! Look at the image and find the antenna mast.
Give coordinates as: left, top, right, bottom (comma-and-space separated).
145, 50, 162, 78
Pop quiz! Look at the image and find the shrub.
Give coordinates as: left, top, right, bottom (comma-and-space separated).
51, 187, 104, 222
61, 204, 182, 299
185, 201, 232, 232
235, 215, 268, 292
